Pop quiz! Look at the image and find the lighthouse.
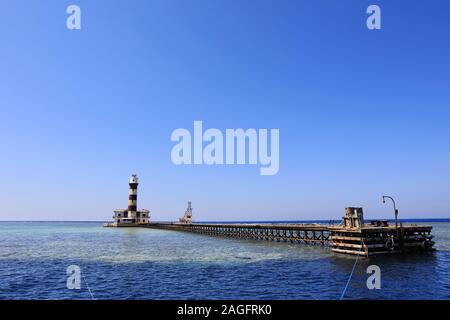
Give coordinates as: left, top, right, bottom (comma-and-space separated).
112, 174, 150, 225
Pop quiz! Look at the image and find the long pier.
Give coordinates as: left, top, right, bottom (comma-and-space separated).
105, 220, 435, 256
146, 222, 331, 245
106, 176, 436, 256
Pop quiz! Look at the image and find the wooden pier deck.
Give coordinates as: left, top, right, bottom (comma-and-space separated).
145, 222, 332, 245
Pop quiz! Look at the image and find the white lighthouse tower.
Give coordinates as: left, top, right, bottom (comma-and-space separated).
179, 201, 193, 224
112, 174, 150, 225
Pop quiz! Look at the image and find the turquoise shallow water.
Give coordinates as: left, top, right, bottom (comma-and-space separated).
0, 221, 449, 300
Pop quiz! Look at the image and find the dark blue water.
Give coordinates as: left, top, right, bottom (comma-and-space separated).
0, 221, 449, 299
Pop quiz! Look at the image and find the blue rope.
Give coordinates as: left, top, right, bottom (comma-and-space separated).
340, 241, 363, 300
81, 269, 96, 300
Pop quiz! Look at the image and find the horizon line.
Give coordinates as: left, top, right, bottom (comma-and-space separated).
1, 218, 449, 223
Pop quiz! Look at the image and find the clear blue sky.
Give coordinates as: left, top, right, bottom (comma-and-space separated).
0, 0, 449, 221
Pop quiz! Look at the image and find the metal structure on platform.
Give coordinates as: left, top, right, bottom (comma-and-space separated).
178, 201, 193, 224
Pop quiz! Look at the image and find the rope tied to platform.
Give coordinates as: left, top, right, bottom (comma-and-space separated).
339, 239, 364, 300
81, 269, 96, 300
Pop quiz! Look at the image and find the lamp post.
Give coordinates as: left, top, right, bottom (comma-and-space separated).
382, 195, 398, 229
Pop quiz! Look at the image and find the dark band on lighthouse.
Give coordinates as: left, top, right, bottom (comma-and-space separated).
128, 177, 138, 212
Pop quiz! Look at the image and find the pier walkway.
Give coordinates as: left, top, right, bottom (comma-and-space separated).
146, 222, 332, 245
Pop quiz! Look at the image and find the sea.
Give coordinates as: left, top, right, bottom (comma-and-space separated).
0, 220, 449, 300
